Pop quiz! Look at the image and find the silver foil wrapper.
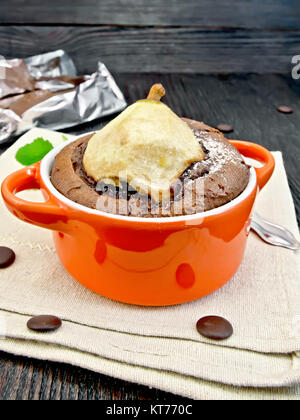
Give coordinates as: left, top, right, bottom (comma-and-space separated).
24, 50, 77, 80
0, 50, 127, 144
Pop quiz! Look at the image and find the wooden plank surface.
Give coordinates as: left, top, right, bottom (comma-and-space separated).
1, 0, 300, 29
0, 26, 299, 74
0, 74, 299, 400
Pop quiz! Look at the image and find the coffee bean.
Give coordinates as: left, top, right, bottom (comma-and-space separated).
216, 124, 234, 133
27, 315, 62, 333
196, 316, 233, 341
277, 106, 293, 114
0, 246, 16, 268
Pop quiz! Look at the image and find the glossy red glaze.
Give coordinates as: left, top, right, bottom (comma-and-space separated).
1, 140, 275, 306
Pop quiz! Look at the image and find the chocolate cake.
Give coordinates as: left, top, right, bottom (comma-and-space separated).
51, 119, 250, 217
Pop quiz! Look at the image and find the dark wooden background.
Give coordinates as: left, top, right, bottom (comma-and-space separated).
0, 0, 300, 401
1, 0, 300, 74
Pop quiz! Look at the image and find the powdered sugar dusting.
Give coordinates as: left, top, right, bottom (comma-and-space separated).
193, 129, 242, 176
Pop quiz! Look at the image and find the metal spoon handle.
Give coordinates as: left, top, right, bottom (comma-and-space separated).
251, 212, 300, 251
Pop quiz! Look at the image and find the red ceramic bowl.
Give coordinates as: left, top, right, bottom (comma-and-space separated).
1, 137, 274, 306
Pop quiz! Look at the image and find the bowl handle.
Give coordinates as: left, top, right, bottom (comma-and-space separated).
230, 140, 275, 190
1, 162, 68, 232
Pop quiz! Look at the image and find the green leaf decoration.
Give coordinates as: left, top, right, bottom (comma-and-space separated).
16, 137, 54, 166
62, 135, 69, 141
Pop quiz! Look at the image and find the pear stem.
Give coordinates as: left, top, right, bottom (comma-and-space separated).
147, 84, 166, 101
